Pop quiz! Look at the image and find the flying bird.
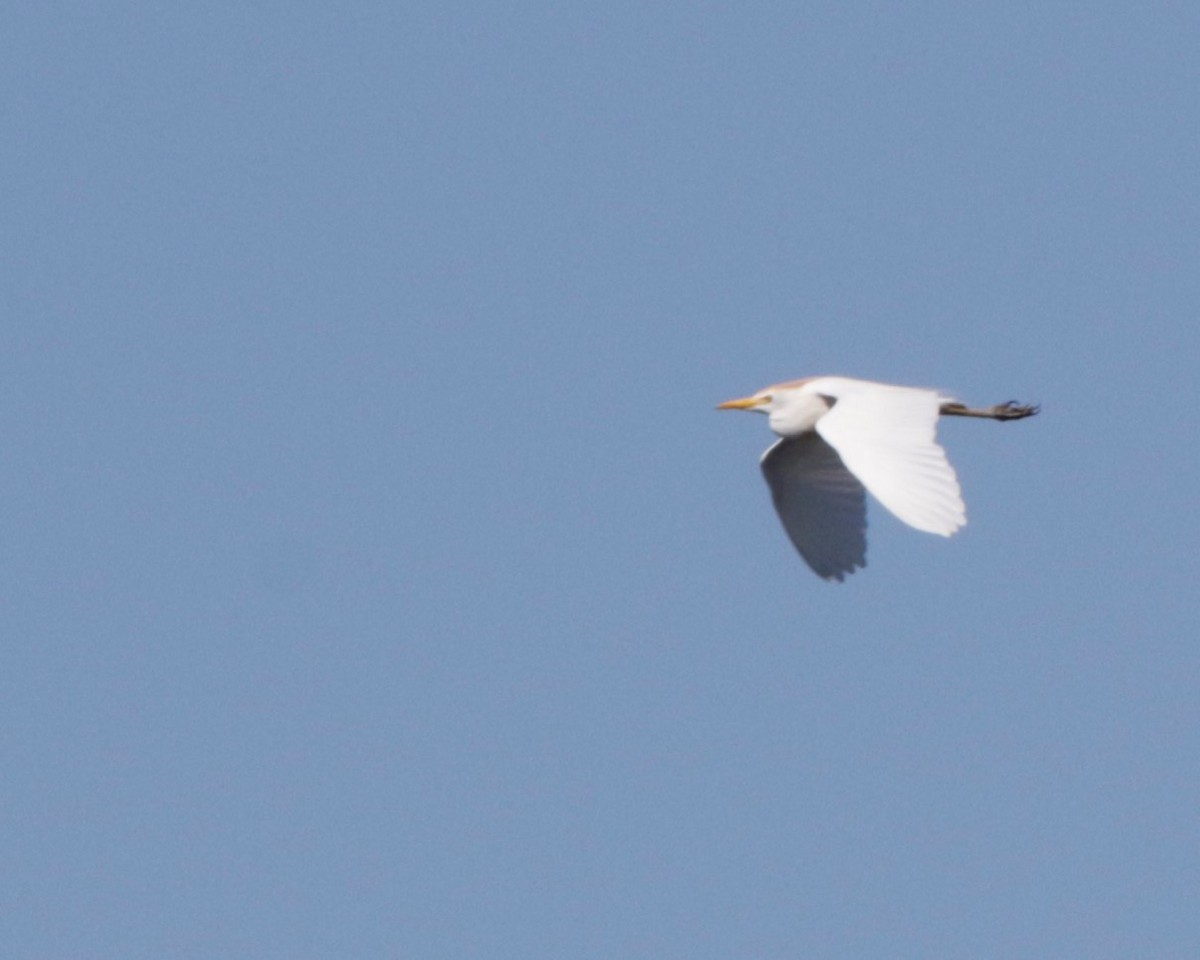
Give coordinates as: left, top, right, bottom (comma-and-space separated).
718, 376, 1038, 581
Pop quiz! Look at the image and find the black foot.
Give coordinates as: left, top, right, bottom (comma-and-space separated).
993, 400, 1040, 421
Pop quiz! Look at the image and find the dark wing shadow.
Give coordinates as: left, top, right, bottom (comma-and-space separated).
761, 434, 868, 581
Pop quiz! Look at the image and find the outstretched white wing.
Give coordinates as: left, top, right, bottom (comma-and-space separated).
813, 381, 966, 536
761, 434, 868, 581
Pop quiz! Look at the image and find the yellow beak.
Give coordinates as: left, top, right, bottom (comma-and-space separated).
716, 395, 768, 410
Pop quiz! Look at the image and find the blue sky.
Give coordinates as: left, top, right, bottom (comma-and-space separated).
4, 3, 1199, 957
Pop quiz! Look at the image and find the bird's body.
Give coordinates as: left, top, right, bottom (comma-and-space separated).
718, 376, 1037, 581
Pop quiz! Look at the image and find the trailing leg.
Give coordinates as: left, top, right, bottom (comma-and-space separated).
939, 400, 1040, 421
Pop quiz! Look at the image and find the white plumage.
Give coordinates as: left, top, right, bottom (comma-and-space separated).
719, 376, 970, 581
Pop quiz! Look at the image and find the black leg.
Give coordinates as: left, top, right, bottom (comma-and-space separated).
940, 400, 1040, 421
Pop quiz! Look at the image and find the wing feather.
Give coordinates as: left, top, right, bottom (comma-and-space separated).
761, 435, 868, 581
813, 382, 966, 536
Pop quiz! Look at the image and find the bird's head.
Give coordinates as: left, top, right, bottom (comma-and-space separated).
717, 381, 827, 437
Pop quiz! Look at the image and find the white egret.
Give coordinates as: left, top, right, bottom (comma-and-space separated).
718, 376, 1038, 581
